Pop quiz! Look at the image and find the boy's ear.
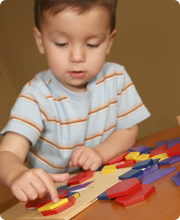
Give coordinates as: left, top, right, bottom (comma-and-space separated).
106, 29, 117, 55
33, 27, 45, 54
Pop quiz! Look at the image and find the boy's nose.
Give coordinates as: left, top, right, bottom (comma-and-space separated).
70, 45, 85, 63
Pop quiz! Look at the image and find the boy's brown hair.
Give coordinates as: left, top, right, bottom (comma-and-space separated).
34, 0, 118, 33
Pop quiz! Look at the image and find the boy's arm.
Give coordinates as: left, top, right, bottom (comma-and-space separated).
0, 132, 69, 203
94, 124, 138, 163
69, 124, 138, 171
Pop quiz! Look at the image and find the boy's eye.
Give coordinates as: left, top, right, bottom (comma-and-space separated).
87, 44, 100, 48
55, 43, 68, 47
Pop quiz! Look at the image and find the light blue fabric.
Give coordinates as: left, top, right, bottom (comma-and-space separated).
1, 62, 150, 173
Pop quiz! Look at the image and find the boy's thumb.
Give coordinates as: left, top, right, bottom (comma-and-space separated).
48, 173, 69, 183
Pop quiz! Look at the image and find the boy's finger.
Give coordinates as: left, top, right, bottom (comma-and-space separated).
37, 172, 59, 203
13, 189, 28, 203
48, 173, 69, 183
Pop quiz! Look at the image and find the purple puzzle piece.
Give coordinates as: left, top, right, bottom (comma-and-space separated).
142, 167, 176, 184
171, 173, 180, 186
158, 155, 180, 166
68, 181, 94, 192
168, 137, 180, 148
156, 140, 169, 148
137, 164, 159, 180
129, 145, 147, 153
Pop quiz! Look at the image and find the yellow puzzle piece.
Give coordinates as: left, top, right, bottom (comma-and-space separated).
38, 198, 68, 212
151, 153, 168, 162
101, 165, 116, 173
135, 154, 150, 162
125, 152, 140, 160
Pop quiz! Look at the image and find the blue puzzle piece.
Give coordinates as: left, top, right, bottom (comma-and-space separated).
156, 140, 169, 147
171, 172, 180, 186
158, 155, 180, 166
142, 148, 156, 154
142, 167, 176, 184
129, 145, 147, 153
57, 185, 69, 192
168, 137, 180, 148
132, 159, 153, 169
96, 165, 104, 171
97, 191, 110, 200
137, 164, 159, 180
152, 158, 160, 164
118, 169, 143, 180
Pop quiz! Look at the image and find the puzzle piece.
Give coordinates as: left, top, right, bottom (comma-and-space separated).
106, 177, 141, 199
101, 165, 116, 173
156, 140, 169, 147
68, 181, 94, 192
132, 158, 153, 169
125, 152, 140, 160
119, 169, 143, 180
67, 171, 93, 186
137, 164, 159, 180
37, 189, 68, 208
25, 191, 52, 209
142, 148, 156, 154
171, 172, 180, 186
116, 159, 135, 168
104, 152, 128, 165
97, 191, 110, 200
166, 143, 180, 157
150, 145, 168, 157
66, 191, 80, 199
42, 197, 75, 216
135, 154, 150, 162
38, 198, 69, 212
158, 155, 180, 166
168, 137, 180, 148
151, 153, 168, 161
129, 145, 147, 153
142, 167, 176, 184
114, 184, 155, 206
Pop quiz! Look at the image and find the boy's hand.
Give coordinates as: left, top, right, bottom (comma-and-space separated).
69, 146, 103, 171
10, 168, 69, 203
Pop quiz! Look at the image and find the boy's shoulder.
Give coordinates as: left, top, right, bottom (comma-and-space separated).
102, 62, 125, 74
20, 69, 54, 99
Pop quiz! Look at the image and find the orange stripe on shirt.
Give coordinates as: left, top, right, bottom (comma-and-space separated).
89, 100, 117, 115
117, 82, 134, 96
96, 73, 123, 85
117, 103, 144, 119
29, 149, 69, 169
40, 136, 84, 150
85, 124, 115, 141
10, 116, 42, 133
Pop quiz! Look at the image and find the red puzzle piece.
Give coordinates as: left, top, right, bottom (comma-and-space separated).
115, 184, 155, 206
42, 196, 75, 216
116, 159, 135, 168
25, 191, 51, 209
104, 152, 128, 165
166, 143, 180, 157
36, 189, 68, 208
67, 171, 93, 186
106, 177, 141, 199
150, 145, 168, 157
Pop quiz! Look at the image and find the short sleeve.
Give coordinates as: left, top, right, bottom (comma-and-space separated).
1, 84, 44, 145
116, 67, 151, 129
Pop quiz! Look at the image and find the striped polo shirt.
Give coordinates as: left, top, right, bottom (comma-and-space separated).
1, 62, 150, 173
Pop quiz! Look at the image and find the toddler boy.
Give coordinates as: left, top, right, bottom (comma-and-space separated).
0, 0, 150, 204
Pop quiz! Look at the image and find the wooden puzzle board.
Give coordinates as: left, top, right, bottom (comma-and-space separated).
1, 168, 131, 220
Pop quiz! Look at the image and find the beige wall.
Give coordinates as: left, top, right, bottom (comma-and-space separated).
0, 0, 180, 139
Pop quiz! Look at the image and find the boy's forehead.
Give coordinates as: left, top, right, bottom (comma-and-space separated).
40, 6, 111, 32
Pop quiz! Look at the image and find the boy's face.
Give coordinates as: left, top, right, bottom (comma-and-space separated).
34, 7, 116, 92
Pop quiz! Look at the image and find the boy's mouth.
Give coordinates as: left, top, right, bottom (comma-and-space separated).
68, 71, 86, 79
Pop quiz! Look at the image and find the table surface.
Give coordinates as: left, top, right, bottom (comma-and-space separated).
1, 125, 180, 220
